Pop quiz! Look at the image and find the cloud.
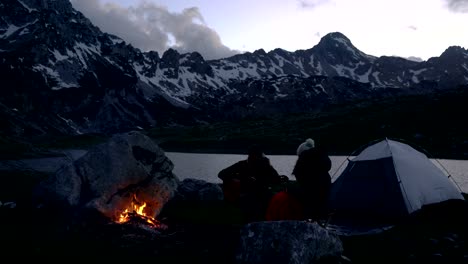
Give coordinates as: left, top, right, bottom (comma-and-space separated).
70, 0, 239, 60
298, 0, 331, 9
444, 0, 468, 13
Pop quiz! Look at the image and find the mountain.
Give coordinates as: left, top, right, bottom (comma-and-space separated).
1, 0, 468, 140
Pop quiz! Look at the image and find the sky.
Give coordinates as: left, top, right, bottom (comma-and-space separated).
70, 0, 468, 61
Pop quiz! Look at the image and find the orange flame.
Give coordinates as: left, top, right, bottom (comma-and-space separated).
118, 194, 159, 226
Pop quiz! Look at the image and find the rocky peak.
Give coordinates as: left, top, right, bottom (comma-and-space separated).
20, 0, 73, 12
145, 50, 160, 61
440, 46, 467, 60
374, 56, 420, 70
319, 32, 353, 47
426, 45, 467, 68
272, 48, 291, 57
179, 52, 213, 76
180, 51, 205, 65
161, 48, 181, 68
0, 1, 33, 26
312, 31, 370, 64
253, 48, 267, 56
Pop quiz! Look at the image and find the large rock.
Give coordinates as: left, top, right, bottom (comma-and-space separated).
33, 131, 179, 220
172, 178, 223, 202
158, 178, 226, 224
236, 221, 344, 264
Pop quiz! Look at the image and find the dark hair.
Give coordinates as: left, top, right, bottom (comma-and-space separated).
248, 144, 264, 157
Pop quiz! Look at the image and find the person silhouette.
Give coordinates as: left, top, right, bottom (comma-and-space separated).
265, 139, 332, 222
218, 144, 281, 222
292, 138, 332, 222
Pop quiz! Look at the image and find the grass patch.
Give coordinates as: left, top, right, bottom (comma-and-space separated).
148, 87, 468, 159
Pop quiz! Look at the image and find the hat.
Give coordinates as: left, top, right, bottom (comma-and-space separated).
248, 144, 265, 157
296, 138, 315, 156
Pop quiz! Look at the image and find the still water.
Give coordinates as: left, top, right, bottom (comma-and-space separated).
1, 150, 465, 194
165, 152, 468, 194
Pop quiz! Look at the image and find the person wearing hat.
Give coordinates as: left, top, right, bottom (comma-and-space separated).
292, 138, 332, 222
265, 138, 332, 222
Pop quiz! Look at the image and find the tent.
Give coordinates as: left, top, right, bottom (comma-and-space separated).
328, 138, 465, 227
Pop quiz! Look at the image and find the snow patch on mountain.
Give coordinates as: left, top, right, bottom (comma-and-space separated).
33, 64, 77, 90
213, 62, 241, 80
0, 19, 38, 39
274, 54, 286, 67
409, 68, 428, 75
206, 75, 227, 91
269, 63, 283, 75
109, 36, 123, 45
179, 54, 190, 65
19, 27, 30, 35
134, 63, 193, 106
164, 68, 195, 97
332, 35, 362, 59
57, 114, 82, 134
409, 68, 427, 83
372, 71, 383, 87
243, 63, 261, 78
52, 49, 69, 62
315, 84, 326, 93
357, 66, 372, 83
0, 24, 21, 38
73, 47, 88, 68
462, 63, 468, 72
310, 55, 324, 75
75, 42, 101, 56
133, 63, 155, 86
33, 64, 59, 79
104, 57, 124, 71
293, 60, 308, 76
17, 0, 37, 12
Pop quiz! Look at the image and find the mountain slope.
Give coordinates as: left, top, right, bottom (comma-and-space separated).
0, 0, 202, 137
1, 0, 467, 140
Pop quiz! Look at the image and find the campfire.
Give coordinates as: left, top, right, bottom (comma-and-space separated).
117, 194, 165, 229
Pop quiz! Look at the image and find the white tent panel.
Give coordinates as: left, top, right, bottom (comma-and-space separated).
391, 144, 464, 213
353, 139, 428, 161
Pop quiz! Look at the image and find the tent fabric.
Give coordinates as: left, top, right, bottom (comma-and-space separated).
329, 139, 464, 225
330, 157, 409, 222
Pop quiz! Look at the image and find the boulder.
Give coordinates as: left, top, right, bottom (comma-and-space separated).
172, 178, 223, 202
236, 221, 344, 264
33, 131, 179, 220
158, 178, 227, 224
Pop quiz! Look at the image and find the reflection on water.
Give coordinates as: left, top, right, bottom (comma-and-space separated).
166, 152, 468, 194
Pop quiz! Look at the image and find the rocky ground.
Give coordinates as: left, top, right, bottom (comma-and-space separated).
1, 185, 467, 263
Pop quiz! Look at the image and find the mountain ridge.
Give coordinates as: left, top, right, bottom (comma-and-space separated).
1, 0, 467, 140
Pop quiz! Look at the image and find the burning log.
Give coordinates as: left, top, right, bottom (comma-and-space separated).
117, 194, 167, 230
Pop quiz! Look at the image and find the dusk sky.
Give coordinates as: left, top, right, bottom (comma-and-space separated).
70, 0, 468, 61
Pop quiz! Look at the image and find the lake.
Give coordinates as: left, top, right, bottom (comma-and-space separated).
165, 152, 468, 194
1, 150, 467, 194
